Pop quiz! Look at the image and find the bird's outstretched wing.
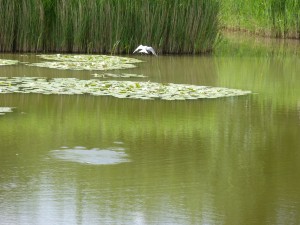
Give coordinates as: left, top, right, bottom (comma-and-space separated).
146, 47, 157, 56
133, 45, 144, 54
139, 48, 149, 54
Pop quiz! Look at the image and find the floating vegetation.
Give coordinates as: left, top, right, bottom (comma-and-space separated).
0, 107, 14, 116
0, 77, 251, 100
0, 59, 19, 66
29, 61, 137, 70
92, 73, 147, 78
50, 146, 129, 165
29, 54, 143, 71
37, 54, 142, 63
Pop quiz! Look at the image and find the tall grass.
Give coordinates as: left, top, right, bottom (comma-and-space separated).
0, 0, 220, 54
221, 0, 300, 38
0, 0, 44, 52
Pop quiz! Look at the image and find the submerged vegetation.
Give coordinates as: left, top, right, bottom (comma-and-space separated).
0, 0, 219, 54
0, 77, 251, 100
221, 0, 300, 38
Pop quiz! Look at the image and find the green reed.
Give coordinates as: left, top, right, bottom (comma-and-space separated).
0, 0, 220, 54
221, 0, 300, 38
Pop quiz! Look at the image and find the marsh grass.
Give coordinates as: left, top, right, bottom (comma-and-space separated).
0, 0, 220, 54
221, 0, 300, 38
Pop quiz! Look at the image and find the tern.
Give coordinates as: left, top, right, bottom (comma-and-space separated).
133, 45, 157, 56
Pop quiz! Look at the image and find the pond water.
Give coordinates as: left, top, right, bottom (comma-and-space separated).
0, 36, 300, 224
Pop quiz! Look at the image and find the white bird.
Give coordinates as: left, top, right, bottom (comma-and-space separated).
133, 45, 157, 56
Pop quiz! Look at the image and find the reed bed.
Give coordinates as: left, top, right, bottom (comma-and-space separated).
221, 0, 300, 38
0, 0, 220, 54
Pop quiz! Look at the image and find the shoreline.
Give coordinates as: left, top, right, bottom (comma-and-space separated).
221, 27, 300, 40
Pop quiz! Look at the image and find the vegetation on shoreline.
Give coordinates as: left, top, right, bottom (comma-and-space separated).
0, 0, 299, 54
0, 0, 219, 54
221, 0, 300, 38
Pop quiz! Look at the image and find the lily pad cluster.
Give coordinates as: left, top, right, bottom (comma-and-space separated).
0, 59, 19, 66
29, 54, 143, 71
92, 73, 147, 78
0, 107, 14, 115
0, 77, 251, 100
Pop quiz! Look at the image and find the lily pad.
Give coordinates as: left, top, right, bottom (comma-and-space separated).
0, 59, 19, 66
92, 73, 147, 78
0, 107, 14, 115
37, 54, 142, 63
29, 54, 143, 71
0, 77, 251, 100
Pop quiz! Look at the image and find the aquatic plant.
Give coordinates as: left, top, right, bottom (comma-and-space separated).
29, 54, 143, 70
0, 107, 14, 115
0, 77, 251, 100
0, 0, 220, 54
30, 61, 138, 71
0, 59, 19, 66
92, 73, 147, 78
37, 54, 142, 64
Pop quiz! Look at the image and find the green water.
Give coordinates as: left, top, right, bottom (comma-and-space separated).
0, 37, 300, 224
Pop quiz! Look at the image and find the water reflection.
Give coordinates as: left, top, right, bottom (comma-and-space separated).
50, 146, 129, 165
0, 37, 300, 224
215, 56, 300, 109
0, 92, 299, 224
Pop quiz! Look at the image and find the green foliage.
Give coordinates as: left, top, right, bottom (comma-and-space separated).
221, 0, 300, 38
0, 0, 220, 54
0, 77, 251, 100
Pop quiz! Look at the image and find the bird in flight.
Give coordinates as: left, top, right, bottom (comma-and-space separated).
133, 45, 157, 56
